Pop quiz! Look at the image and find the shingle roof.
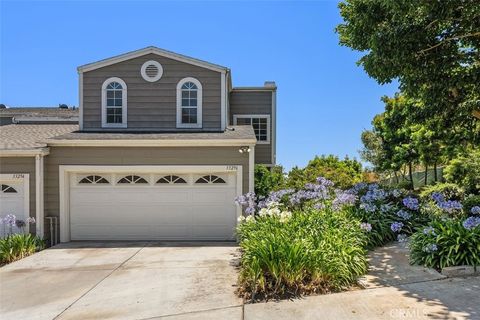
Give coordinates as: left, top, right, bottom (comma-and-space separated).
0, 124, 256, 151
0, 124, 79, 150
0, 108, 79, 118
49, 125, 256, 142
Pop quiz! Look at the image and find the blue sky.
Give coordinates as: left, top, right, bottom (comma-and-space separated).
0, 0, 398, 170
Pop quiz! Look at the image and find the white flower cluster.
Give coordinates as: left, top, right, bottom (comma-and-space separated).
238, 202, 292, 223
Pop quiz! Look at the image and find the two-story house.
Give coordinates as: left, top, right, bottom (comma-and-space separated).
0, 47, 276, 242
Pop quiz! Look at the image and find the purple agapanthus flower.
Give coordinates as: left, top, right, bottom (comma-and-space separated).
235, 192, 257, 215
463, 216, 480, 230
396, 210, 412, 220
316, 177, 334, 187
397, 234, 408, 243
390, 221, 404, 233
437, 200, 462, 214
423, 226, 436, 236
423, 243, 438, 253
431, 192, 445, 204
402, 197, 419, 211
2, 214, 17, 227
471, 206, 480, 215
391, 189, 402, 198
332, 190, 357, 210
360, 222, 372, 232
350, 182, 368, 194
360, 202, 377, 213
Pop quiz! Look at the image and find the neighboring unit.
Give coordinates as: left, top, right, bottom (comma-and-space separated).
0, 46, 277, 242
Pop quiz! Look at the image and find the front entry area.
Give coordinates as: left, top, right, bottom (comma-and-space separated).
60, 166, 242, 241
0, 174, 29, 237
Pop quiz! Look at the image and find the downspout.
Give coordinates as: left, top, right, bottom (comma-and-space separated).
35, 154, 45, 237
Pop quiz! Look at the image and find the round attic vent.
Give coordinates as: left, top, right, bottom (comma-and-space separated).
141, 60, 163, 82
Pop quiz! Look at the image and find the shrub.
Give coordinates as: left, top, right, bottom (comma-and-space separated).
236, 206, 368, 301
254, 165, 285, 198
286, 155, 363, 190
347, 184, 429, 248
444, 149, 480, 195
419, 183, 464, 201
410, 218, 480, 269
462, 195, 480, 216
0, 234, 45, 264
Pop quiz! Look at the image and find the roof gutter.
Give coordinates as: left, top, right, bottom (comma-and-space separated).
45, 139, 257, 147
0, 147, 50, 157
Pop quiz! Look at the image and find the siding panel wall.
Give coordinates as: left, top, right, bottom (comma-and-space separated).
44, 147, 250, 229
82, 53, 222, 131
230, 91, 273, 164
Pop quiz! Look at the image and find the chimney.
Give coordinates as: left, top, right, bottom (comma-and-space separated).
264, 81, 277, 89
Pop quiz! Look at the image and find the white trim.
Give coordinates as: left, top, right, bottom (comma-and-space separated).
79, 72, 83, 130
233, 114, 271, 144
0, 174, 30, 234
0, 148, 50, 157
45, 139, 256, 147
78, 47, 228, 74
35, 155, 44, 237
249, 146, 255, 193
101, 77, 128, 129
140, 60, 163, 82
220, 72, 226, 131
176, 77, 203, 129
59, 165, 243, 242
271, 89, 277, 165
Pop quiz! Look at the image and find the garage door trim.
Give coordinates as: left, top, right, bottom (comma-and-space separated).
59, 165, 243, 242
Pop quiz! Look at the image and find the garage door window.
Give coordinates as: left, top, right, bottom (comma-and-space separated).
117, 175, 148, 184
195, 175, 226, 184
157, 175, 187, 184
1, 184, 17, 193
79, 175, 110, 184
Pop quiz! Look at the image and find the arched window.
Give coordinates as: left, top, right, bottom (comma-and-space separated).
79, 175, 110, 184
117, 175, 148, 184
156, 175, 187, 184
176, 77, 202, 128
195, 175, 226, 184
102, 77, 127, 128
1, 184, 18, 193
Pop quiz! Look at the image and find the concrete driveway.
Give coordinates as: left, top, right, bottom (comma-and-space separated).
0, 242, 243, 320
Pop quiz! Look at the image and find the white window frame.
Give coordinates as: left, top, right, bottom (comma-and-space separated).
176, 77, 202, 129
233, 114, 271, 144
101, 77, 128, 129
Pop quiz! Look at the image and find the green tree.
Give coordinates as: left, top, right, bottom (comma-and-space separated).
254, 165, 286, 197
286, 155, 363, 189
337, 0, 480, 147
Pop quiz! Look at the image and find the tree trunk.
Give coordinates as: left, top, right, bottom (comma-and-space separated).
394, 171, 399, 184
434, 161, 438, 182
408, 162, 414, 190
424, 164, 428, 186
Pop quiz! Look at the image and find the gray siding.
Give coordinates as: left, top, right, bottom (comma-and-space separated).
82, 53, 222, 131
44, 146, 250, 228
230, 91, 273, 165
0, 157, 36, 233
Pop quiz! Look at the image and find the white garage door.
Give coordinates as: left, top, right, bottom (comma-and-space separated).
69, 171, 238, 241
0, 174, 29, 237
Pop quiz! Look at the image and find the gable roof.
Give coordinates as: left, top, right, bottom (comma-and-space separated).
77, 46, 229, 74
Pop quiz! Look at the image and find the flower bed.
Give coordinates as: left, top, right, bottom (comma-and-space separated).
0, 214, 44, 265
235, 177, 480, 300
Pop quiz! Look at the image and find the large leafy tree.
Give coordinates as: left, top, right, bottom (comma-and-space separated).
337, 0, 480, 145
